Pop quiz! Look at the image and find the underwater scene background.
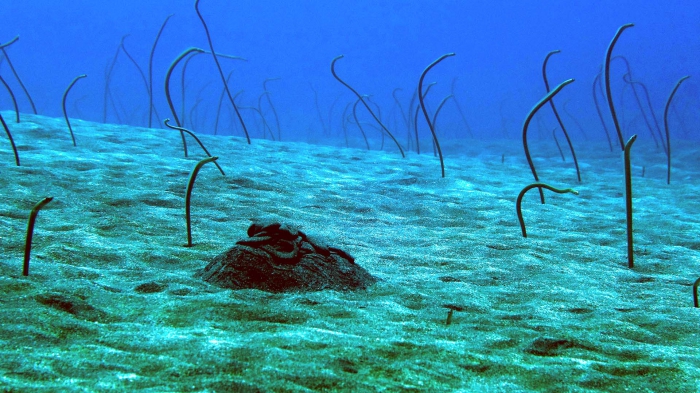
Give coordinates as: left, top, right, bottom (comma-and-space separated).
1, 0, 700, 391
3, 0, 699, 142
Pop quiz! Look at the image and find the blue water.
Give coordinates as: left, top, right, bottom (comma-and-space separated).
1, 0, 698, 143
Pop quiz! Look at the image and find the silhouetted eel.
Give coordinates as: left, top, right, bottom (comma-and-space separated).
257, 91, 276, 141
522, 79, 575, 203
431, 94, 453, 134
562, 101, 588, 141
552, 128, 565, 161
180, 51, 246, 127
120, 35, 150, 97
194, 0, 251, 144
352, 97, 370, 150
450, 77, 474, 138
165, 47, 205, 156
327, 94, 343, 138
407, 87, 419, 150
263, 78, 282, 140
614, 56, 659, 148
23, 197, 53, 276
148, 14, 173, 128
330, 55, 404, 157
188, 98, 203, 130
185, 156, 219, 247
663, 75, 690, 185
366, 97, 386, 150
516, 183, 578, 237
418, 53, 454, 178
164, 118, 225, 176
214, 71, 234, 136
431, 94, 454, 156
310, 83, 328, 135
414, 82, 436, 155
693, 277, 700, 307
0, 36, 37, 114
604, 23, 634, 150
240, 105, 275, 141
340, 101, 352, 148
0, 111, 20, 166
0, 36, 19, 49
391, 88, 410, 145
622, 74, 664, 152
103, 41, 123, 123
62, 74, 87, 147
120, 35, 164, 128
542, 50, 580, 182
623, 135, 637, 268
0, 74, 19, 122
592, 72, 613, 152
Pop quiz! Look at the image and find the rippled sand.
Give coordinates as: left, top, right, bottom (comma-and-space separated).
1, 112, 699, 392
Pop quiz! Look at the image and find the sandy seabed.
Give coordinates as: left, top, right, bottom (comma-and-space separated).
1, 112, 699, 392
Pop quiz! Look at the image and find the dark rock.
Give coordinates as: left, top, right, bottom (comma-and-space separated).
526, 337, 577, 356
332, 358, 359, 374
197, 220, 376, 292
458, 362, 491, 373
134, 281, 167, 294
35, 293, 109, 322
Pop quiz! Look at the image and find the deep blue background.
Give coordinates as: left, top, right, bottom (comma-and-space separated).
1, 0, 698, 145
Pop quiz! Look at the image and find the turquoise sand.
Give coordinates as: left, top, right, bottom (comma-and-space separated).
1, 112, 699, 391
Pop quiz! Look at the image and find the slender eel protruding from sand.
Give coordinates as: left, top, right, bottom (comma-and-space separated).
104, 40, 123, 124
430, 94, 454, 157
0, 111, 20, 166
214, 71, 233, 135
418, 53, 455, 178
625, 75, 666, 154
185, 156, 219, 247
120, 35, 150, 103
0, 35, 19, 49
431, 94, 454, 135
310, 83, 328, 136
0, 35, 37, 114
165, 47, 205, 156
407, 87, 419, 150
180, 51, 245, 127
392, 88, 410, 144
263, 78, 282, 140
522, 79, 575, 203
663, 75, 690, 185
592, 71, 613, 152
0, 74, 19, 123
164, 119, 225, 176
352, 98, 370, 150
23, 197, 53, 276
624, 134, 637, 268
62, 74, 87, 147
622, 73, 661, 150
194, 0, 250, 144
330, 55, 405, 158
413, 82, 436, 155
552, 127, 565, 161
562, 101, 588, 141
604, 23, 634, 150
240, 104, 275, 141
340, 101, 352, 148
450, 77, 474, 138
615, 55, 660, 148
148, 14, 173, 128
516, 183, 578, 238
542, 50, 580, 182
